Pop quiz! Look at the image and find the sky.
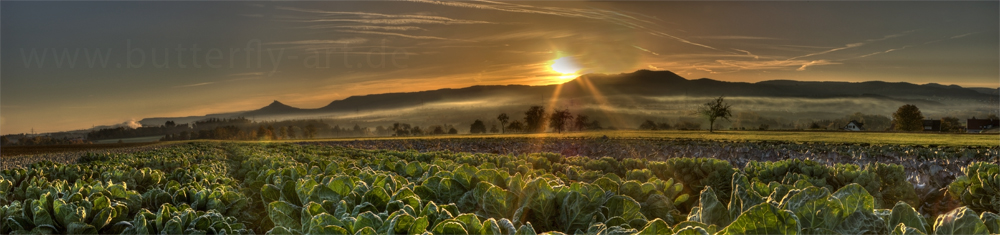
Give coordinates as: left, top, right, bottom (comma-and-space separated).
1, 1, 998, 135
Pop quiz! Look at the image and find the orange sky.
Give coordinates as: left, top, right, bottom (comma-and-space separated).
2, 1, 998, 134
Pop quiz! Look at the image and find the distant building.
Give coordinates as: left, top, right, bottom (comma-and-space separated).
923, 120, 941, 132
967, 117, 999, 133
844, 120, 864, 131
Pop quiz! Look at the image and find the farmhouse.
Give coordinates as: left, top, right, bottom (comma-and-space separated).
967, 117, 999, 133
923, 120, 941, 132
843, 120, 864, 131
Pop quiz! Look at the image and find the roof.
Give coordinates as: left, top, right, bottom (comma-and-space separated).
967, 118, 999, 130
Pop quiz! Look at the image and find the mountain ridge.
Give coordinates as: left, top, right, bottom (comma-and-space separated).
140, 70, 996, 126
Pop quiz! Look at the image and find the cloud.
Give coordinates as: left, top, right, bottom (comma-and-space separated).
336, 30, 468, 41
266, 38, 370, 45
409, 0, 720, 52
277, 7, 494, 25
714, 59, 839, 71
850, 31, 978, 60
470, 30, 576, 41
632, 45, 660, 56
694, 36, 779, 40
796, 60, 832, 71
951, 32, 977, 39
301, 25, 426, 31
786, 31, 914, 60
174, 82, 215, 88
229, 72, 265, 77
732, 49, 758, 59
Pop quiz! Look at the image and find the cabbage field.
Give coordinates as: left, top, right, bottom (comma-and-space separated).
1, 141, 998, 235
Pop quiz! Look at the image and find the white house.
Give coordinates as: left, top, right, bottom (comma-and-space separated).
844, 120, 864, 131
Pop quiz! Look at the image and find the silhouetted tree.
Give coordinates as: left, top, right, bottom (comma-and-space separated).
448, 127, 458, 134
549, 109, 573, 134
305, 124, 317, 139
497, 113, 509, 134
490, 125, 499, 133
940, 117, 963, 133
587, 120, 603, 130
165, 121, 176, 128
699, 96, 733, 133
573, 115, 589, 131
893, 104, 924, 131
287, 127, 296, 139
470, 120, 487, 134
1, 136, 9, 146
432, 126, 446, 135
507, 120, 525, 133
639, 120, 658, 130
524, 106, 546, 133
411, 126, 423, 135
257, 125, 270, 140
392, 123, 411, 136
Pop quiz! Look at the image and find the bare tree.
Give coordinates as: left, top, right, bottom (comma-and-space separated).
497, 113, 509, 134
699, 96, 733, 133
549, 109, 573, 133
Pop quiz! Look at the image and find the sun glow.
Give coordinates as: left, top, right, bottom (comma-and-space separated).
550, 57, 581, 74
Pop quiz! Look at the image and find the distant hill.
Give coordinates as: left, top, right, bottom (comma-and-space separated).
140, 70, 996, 126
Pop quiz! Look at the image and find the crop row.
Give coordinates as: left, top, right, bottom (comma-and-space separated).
0, 142, 997, 235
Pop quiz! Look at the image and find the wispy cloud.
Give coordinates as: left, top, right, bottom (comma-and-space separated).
301, 25, 426, 31
336, 30, 467, 41
732, 49, 758, 59
409, 0, 720, 52
229, 72, 264, 77
266, 38, 370, 45
694, 36, 779, 40
470, 30, 576, 41
174, 82, 215, 88
849, 31, 979, 59
714, 59, 839, 71
278, 7, 493, 25
632, 45, 660, 56
786, 31, 915, 60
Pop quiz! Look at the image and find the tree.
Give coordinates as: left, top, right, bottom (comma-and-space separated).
507, 120, 524, 133
497, 113, 509, 134
940, 117, 963, 133
287, 127, 296, 139
392, 123, 411, 136
448, 127, 458, 134
573, 115, 589, 131
892, 104, 924, 131
432, 126, 446, 135
257, 125, 270, 140
470, 120, 487, 134
305, 124, 317, 139
639, 120, 658, 130
267, 125, 277, 140
1, 136, 9, 146
490, 125, 499, 133
549, 109, 573, 133
278, 126, 288, 140
524, 106, 546, 133
699, 96, 733, 132
411, 126, 423, 135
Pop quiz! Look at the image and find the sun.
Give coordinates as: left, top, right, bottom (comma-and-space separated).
550, 57, 581, 74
